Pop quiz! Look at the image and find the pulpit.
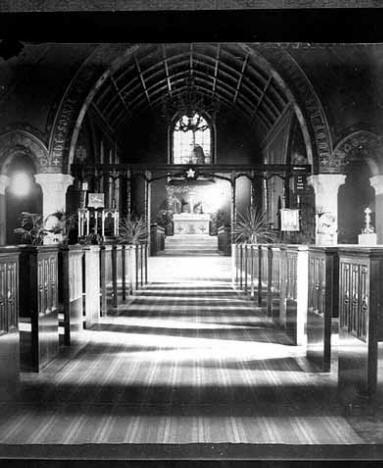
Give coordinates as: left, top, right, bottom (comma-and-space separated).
173, 213, 210, 235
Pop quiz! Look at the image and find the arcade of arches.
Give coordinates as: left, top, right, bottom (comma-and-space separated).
3, 40, 383, 459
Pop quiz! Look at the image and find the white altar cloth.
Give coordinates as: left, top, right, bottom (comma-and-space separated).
173, 213, 210, 235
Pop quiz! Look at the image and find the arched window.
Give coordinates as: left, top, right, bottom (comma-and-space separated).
172, 113, 212, 164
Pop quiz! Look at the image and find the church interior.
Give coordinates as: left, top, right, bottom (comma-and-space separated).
2, 2, 383, 467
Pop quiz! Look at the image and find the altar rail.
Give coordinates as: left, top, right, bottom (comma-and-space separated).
233, 243, 383, 402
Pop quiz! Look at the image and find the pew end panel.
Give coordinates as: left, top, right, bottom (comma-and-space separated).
19, 245, 59, 372
307, 246, 338, 372
337, 247, 383, 405
58, 245, 84, 346
0, 247, 20, 400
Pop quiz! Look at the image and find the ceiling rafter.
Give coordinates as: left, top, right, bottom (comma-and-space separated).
189, 43, 194, 79
250, 75, 273, 124
89, 102, 118, 138
90, 43, 294, 139
134, 54, 151, 105
212, 43, 221, 96
162, 44, 172, 97
261, 103, 293, 146
110, 75, 131, 116
233, 52, 249, 104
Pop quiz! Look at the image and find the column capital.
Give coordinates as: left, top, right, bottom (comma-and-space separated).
307, 173, 346, 195
34, 173, 74, 192
34, 173, 74, 221
0, 175, 9, 196
370, 175, 383, 196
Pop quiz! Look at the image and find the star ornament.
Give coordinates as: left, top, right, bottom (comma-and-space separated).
185, 168, 196, 179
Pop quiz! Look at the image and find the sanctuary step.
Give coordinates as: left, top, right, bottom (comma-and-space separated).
160, 234, 220, 256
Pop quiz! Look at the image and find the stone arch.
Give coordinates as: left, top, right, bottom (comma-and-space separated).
48, 44, 138, 174
332, 130, 382, 176
0, 130, 48, 174
256, 47, 333, 173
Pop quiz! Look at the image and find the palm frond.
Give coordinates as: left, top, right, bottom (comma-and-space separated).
118, 215, 148, 245
233, 209, 276, 244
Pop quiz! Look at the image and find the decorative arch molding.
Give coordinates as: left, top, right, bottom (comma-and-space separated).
333, 130, 383, 175
259, 47, 333, 173
48, 44, 134, 173
0, 130, 48, 174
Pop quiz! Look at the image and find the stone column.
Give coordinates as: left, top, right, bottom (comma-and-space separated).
34, 173, 74, 219
370, 175, 383, 244
308, 174, 346, 245
0, 175, 9, 245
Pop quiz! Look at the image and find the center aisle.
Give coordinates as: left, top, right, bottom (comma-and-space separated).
0, 257, 363, 447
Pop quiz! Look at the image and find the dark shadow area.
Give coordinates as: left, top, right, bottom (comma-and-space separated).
11, 381, 341, 417
91, 322, 290, 345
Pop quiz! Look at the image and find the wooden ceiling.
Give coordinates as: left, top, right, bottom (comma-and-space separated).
90, 43, 291, 140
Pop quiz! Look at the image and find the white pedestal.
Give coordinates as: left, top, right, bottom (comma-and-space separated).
173, 213, 210, 235
358, 233, 378, 245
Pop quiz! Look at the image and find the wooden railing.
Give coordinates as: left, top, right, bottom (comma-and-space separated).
150, 223, 165, 256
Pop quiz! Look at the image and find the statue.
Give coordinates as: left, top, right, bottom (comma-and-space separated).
362, 207, 375, 234
358, 207, 377, 245
191, 145, 205, 164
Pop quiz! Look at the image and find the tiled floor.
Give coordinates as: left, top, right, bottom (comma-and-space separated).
0, 256, 381, 451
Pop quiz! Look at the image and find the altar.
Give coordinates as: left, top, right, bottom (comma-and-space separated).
173, 213, 210, 235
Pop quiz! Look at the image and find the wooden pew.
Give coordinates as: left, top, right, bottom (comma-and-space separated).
337, 247, 383, 404
83, 245, 101, 328
100, 244, 113, 314
0, 247, 20, 399
306, 246, 338, 372
283, 245, 308, 346
19, 245, 59, 372
268, 245, 285, 324
259, 245, 269, 309
58, 245, 84, 345
112, 244, 124, 307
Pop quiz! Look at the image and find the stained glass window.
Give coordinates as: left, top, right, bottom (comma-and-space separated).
172, 113, 211, 164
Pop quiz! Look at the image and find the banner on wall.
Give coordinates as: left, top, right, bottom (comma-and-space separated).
280, 208, 300, 231
88, 193, 105, 209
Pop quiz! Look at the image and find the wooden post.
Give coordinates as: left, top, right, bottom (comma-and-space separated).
250, 171, 256, 212
126, 169, 132, 218
230, 172, 236, 244
145, 171, 152, 250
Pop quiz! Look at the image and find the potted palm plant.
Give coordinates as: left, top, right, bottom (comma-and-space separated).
233, 208, 276, 244
117, 214, 148, 245
14, 212, 47, 245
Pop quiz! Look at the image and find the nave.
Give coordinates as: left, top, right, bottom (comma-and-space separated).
0, 256, 379, 459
